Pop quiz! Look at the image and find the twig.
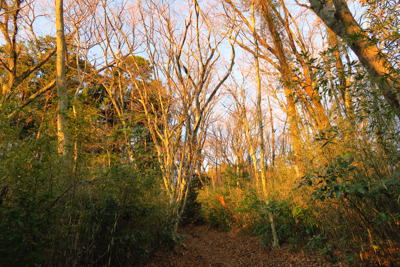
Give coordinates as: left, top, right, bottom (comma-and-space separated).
209, 235, 221, 245
203, 224, 211, 235
42, 181, 83, 218
42, 176, 115, 218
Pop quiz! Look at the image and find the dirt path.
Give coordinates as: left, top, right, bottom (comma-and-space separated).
146, 225, 320, 266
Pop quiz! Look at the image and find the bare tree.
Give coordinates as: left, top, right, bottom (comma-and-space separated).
227, 71, 279, 247
223, 0, 332, 176
64, 0, 99, 168
137, 0, 236, 229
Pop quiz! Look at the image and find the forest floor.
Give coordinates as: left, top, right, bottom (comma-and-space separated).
145, 224, 325, 267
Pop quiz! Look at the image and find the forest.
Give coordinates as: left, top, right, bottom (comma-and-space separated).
0, 0, 399, 265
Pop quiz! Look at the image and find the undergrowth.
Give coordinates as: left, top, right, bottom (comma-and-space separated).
0, 126, 177, 266
194, 147, 400, 266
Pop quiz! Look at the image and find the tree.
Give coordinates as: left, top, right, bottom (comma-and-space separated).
55, 0, 68, 156
138, 0, 236, 229
0, 0, 57, 115
224, 0, 333, 177
307, 0, 400, 117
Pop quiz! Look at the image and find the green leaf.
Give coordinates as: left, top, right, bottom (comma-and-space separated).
357, 188, 365, 194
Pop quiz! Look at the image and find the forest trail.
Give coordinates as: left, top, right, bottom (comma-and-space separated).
146, 225, 320, 267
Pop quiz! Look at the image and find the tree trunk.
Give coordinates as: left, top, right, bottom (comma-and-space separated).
56, 0, 68, 156
252, 4, 268, 196
268, 96, 275, 169
260, 0, 304, 176
252, 1, 279, 248
309, 0, 400, 117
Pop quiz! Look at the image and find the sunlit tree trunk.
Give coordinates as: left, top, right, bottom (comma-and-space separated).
251, 2, 268, 196
229, 0, 310, 176
309, 0, 400, 117
268, 95, 275, 168
56, 0, 68, 156
277, 0, 329, 130
228, 79, 261, 190
342, 43, 354, 118
243, 111, 261, 190
259, 0, 304, 176
247, 1, 278, 248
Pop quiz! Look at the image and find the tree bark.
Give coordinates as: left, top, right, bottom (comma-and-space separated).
56, 0, 68, 156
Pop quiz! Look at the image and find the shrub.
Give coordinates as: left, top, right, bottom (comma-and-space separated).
0, 132, 176, 266
254, 198, 317, 246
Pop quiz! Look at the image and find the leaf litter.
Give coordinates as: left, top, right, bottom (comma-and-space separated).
145, 225, 321, 266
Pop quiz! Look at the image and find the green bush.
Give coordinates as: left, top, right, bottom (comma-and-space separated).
254, 198, 317, 246
0, 189, 57, 266
0, 132, 176, 266
297, 152, 400, 263
197, 189, 232, 229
